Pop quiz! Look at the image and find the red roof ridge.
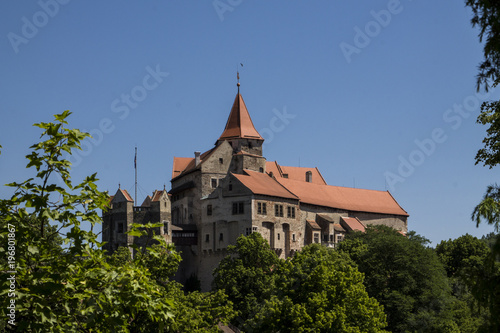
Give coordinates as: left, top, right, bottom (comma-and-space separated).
231, 169, 299, 200
315, 167, 327, 185
243, 169, 299, 198
386, 190, 409, 216
234, 151, 263, 158
274, 177, 409, 217
152, 189, 167, 202
119, 189, 134, 202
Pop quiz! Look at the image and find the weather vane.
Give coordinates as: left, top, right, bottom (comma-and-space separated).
237, 63, 243, 91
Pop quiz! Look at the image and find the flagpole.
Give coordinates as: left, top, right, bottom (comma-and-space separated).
134, 146, 137, 205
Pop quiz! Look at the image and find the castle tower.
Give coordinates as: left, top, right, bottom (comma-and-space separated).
216, 84, 266, 174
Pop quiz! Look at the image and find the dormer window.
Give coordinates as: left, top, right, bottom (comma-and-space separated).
306, 171, 312, 183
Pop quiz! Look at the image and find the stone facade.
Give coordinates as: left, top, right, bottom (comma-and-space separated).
102, 87, 409, 291
102, 188, 171, 256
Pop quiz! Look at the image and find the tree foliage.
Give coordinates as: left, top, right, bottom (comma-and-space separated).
436, 235, 491, 331
465, 0, 500, 250
464, 2, 500, 330
338, 225, 457, 333
162, 282, 236, 333
248, 244, 388, 333
212, 232, 280, 323
0, 111, 173, 332
214, 233, 387, 332
465, 0, 500, 92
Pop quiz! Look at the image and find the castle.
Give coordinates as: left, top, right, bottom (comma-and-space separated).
102, 84, 409, 290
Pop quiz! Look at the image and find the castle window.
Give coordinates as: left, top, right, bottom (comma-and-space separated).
306, 171, 312, 183
232, 202, 244, 215
277, 233, 280, 240
211, 178, 217, 188
275, 204, 283, 217
205, 234, 210, 242
313, 233, 320, 244
245, 227, 251, 236
207, 205, 212, 216
292, 233, 296, 242
252, 226, 258, 233
163, 221, 169, 235
329, 234, 334, 242
219, 233, 224, 241
117, 222, 124, 234
248, 142, 253, 149
257, 202, 267, 215
287, 206, 295, 218
283, 174, 288, 179
219, 158, 223, 164
228, 183, 233, 191
259, 167, 264, 173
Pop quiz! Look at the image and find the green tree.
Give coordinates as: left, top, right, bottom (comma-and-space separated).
212, 232, 280, 323
214, 234, 388, 332
435, 235, 491, 331
127, 222, 182, 286
107, 245, 132, 266
0, 111, 173, 332
160, 282, 236, 333
464, 2, 500, 329
247, 244, 388, 333
436, 234, 490, 278
338, 225, 456, 333
465, 0, 500, 255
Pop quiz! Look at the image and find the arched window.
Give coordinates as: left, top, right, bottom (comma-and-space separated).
306, 171, 312, 183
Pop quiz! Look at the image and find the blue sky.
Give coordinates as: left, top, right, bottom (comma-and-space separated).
1, 0, 498, 245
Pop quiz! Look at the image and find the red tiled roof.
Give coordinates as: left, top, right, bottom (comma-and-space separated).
266, 161, 327, 185
171, 148, 216, 180
307, 220, 321, 230
152, 190, 166, 201
275, 177, 409, 217
231, 169, 299, 200
341, 217, 366, 232
115, 188, 134, 202
218, 93, 263, 141
333, 223, 346, 232
266, 161, 282, 178
172, 157, 194, 179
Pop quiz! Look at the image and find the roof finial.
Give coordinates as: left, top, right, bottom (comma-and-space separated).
118, 182, 121, 189
237, 63, 243, 93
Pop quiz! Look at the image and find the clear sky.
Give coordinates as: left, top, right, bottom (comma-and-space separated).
1, 0, 498, 245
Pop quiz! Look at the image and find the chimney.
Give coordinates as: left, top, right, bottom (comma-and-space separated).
194, 151, 201, 166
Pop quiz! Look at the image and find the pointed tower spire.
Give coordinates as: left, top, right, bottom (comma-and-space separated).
218, 84, 263, 142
